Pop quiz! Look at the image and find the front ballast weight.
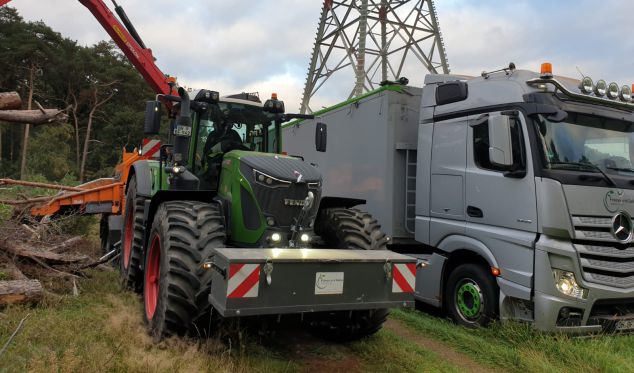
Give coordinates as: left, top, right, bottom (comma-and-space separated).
205, 248, 416, 317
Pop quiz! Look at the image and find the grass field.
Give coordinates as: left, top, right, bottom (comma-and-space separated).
2, 270, 634, 372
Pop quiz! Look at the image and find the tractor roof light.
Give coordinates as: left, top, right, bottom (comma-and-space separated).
540, 62, 553, 79
579, 77, 593, 94
607, 82, 620, 100
621, 85, 632, 102
594, 79, 607, 97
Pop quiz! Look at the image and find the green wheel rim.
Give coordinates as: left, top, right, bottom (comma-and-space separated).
455, 279, 483, 320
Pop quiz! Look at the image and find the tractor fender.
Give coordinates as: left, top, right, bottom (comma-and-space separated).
317, 196, 366, 212
128, 161, 154, 197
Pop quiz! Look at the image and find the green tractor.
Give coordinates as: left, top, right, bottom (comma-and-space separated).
112, 87, 397, 341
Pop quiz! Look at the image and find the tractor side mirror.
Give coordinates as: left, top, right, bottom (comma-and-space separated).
488, 114, 513, 168
144, 101, 162, 135
315, 122, 327, 152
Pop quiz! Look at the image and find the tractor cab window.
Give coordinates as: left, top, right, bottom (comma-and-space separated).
194, 102, 281, 173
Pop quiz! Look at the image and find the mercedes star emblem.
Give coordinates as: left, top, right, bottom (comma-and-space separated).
611, 212, 633, 243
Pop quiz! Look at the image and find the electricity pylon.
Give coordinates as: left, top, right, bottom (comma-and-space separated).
300, 0, 449, 113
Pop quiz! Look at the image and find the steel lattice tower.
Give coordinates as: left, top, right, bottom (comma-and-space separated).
300, 0, 449, 113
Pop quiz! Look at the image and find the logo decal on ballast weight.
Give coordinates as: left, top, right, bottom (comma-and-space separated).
314, 272, 344, 294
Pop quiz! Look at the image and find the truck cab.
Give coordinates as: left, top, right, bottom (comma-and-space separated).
419, 65, 634, 332
283, 63, 634, 333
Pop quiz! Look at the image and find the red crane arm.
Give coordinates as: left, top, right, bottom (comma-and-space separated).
1, 0, 175, 97
79, 0, 174, 96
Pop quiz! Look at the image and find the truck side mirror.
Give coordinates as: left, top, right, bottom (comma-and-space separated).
315, 122, 327, 152
144, 101, 162, 135
488, 114, 513, 167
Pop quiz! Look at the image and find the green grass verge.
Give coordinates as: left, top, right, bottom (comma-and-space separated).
393, 308, 634, 373
0, 271, 462, 373
0, 271, 298, 373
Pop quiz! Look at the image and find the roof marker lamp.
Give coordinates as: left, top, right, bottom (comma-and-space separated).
620, 85, 632, 102
607, 82, 620, 100
579, 77, 593, 94
594, 79, 607, 97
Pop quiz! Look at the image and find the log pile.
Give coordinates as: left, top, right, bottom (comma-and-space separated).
0, 220, 109, 306
0, 91, 67, 124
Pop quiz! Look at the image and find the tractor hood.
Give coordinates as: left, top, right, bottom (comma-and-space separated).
240, 155, 322, 183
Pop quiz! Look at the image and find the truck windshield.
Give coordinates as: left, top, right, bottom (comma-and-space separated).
535, 112, 634, 172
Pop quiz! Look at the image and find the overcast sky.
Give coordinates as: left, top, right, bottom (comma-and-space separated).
5, 0, 634, 111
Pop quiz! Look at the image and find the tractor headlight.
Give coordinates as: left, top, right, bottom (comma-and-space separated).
552, 269, 588, 299
300, 233, 310, 243
271, 233, 282, 242
254, 170, 291, 188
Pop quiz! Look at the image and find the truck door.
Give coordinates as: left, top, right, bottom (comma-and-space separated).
465, 111, 537, 291
429, 116, 468, 244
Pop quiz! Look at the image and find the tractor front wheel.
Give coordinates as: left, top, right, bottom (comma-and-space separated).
306, 207, 390, 342
143, 201, 226, 341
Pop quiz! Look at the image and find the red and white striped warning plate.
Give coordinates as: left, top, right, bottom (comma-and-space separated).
141, 138, 161, 158
227, 263, 261, 298
392, 263, 416, 293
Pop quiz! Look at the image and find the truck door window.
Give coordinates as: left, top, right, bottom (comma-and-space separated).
473, 116, 523, 172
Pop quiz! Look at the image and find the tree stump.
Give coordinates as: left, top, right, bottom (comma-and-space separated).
0, 280, 43, 305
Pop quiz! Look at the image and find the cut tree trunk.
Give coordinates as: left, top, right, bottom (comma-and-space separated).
48, 236, 82, 253
0, 109, 67, 125
0, 92, 22, 110
0, 280, 43, 305
0, 240, 87, 264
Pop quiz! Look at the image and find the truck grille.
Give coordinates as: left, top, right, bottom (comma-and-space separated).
573, 214, 634, 288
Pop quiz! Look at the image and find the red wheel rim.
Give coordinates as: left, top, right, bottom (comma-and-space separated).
123, 207, 134, 269
145, 234, 161, 320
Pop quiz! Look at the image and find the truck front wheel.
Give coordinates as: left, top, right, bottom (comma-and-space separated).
445, 263, 498, 328
306, 207, 390, 342
143, 201, 225, 341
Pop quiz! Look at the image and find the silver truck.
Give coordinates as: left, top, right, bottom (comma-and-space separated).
283, 63, 634, 333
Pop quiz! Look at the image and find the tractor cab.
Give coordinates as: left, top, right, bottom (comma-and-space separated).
190, 92, 282, 189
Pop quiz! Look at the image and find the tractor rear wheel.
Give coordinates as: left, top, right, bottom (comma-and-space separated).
143, 201, 225, 341
306, 207, 390, 342
120, 176, 145, 292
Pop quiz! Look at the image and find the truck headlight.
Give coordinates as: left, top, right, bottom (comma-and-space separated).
552, 269, 588, 299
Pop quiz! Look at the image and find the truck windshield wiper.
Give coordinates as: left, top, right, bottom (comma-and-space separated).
605, 166, 634, 173
548, 161, 617, 187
